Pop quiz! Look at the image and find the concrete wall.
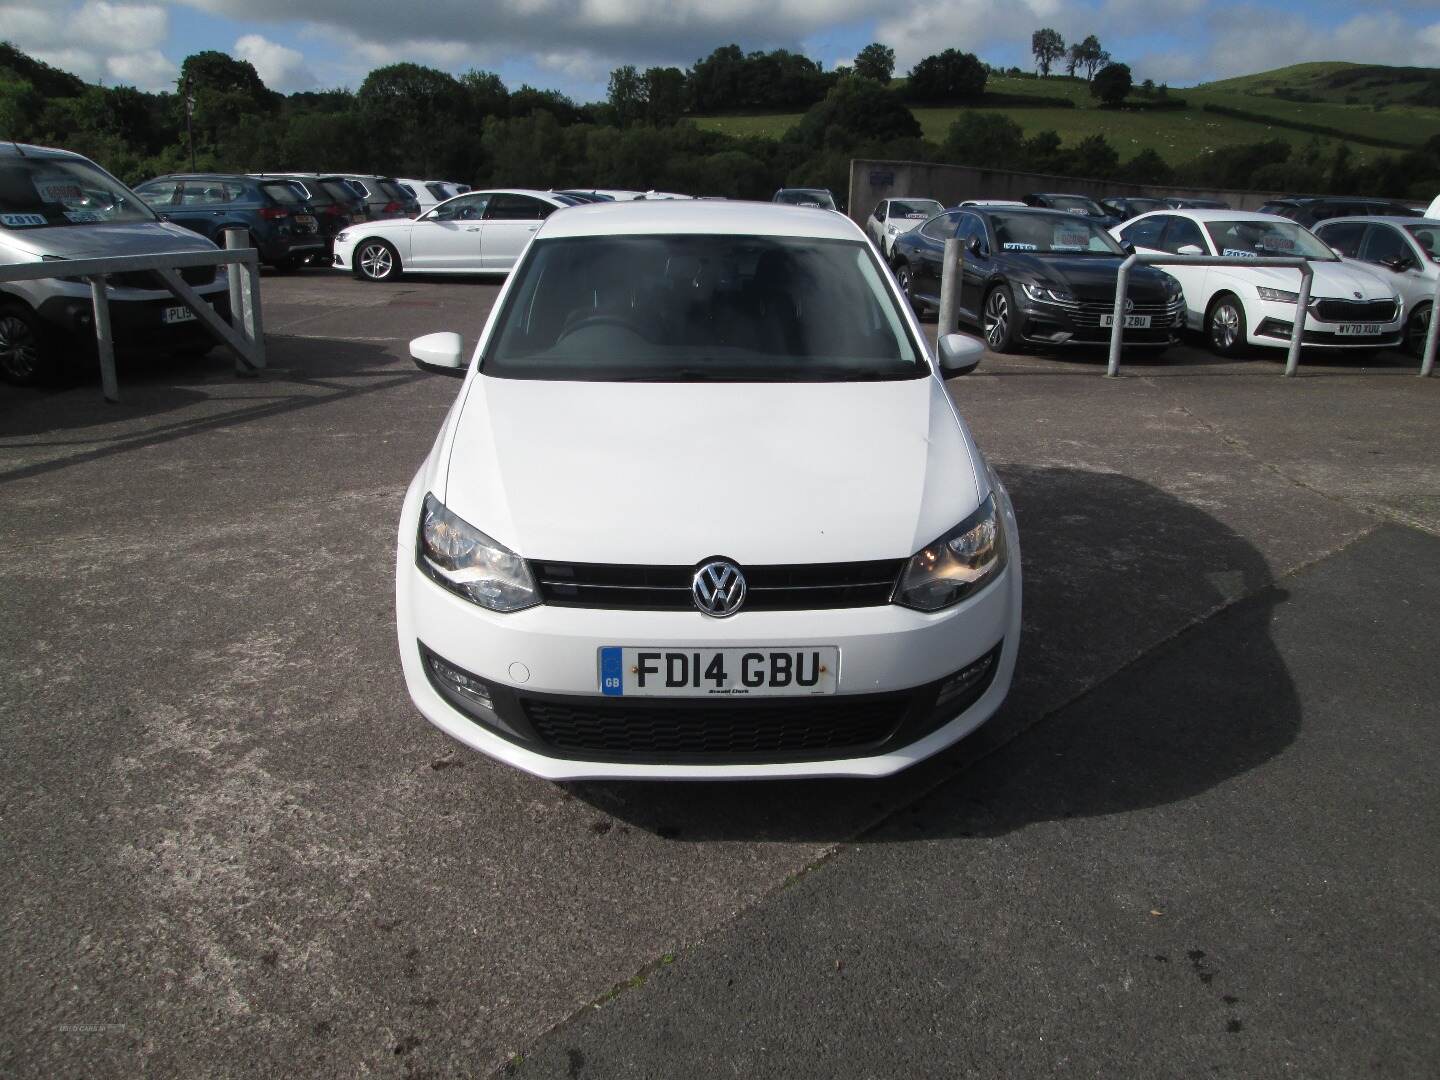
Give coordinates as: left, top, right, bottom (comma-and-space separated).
847, 158, 1280, 226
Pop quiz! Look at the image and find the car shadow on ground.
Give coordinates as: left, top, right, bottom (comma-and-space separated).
0, 333, 414, 478
565, 465, 1299, 844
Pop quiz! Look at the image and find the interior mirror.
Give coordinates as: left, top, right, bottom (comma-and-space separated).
937, 333, 984, 376
1176, 244, 1205, 256
410, 332, 466, 377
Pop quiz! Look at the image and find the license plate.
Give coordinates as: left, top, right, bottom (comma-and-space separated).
296, 214, 316, 226
1100, 314, 1152, 328
598, 646, 838, 698
162, 305, 196, 325
1336, 323, 1382, 336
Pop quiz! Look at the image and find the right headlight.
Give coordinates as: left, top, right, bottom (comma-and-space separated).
892, 494, 1007, 612
417, 493, 538, 613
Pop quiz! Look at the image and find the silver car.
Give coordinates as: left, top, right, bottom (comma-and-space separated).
0, 143, 230, 385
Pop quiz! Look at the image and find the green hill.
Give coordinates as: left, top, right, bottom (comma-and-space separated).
696, 65, 1440, 169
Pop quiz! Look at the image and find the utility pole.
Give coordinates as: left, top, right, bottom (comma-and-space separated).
183, 74, 196, 171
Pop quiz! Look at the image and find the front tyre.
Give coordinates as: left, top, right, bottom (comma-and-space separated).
983, 284, 1018, 353
354, 239, 401, 282
0, 303, 53, 386
1405, 302, 1431, 359
893, 261, 918, 314
1206, 293, 1250, 357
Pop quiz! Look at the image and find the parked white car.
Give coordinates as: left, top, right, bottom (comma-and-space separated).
865, 198, 945, 257
332, 189, 571, 280
397, 179, 468, 213
1112, 210, 1402, 355
1, 142, 231, 385
1315, 216, 1438, 357
395, 200, 1019, 780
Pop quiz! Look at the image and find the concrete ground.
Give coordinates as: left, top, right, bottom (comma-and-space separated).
1, 269, 1437, 1079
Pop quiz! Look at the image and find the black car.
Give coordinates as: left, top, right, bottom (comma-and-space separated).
256, 174, 366, 262
1254, 196, 1419, 228
1100, 196, 1172, 222
889, 207, 1185, 353
133, 173, 324, 269
1022, 192, 1120, 229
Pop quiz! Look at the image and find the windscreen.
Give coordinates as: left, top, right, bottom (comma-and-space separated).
776, 190, 837, 210
0, 157, 156, 229
890, 199, 944, 221
1405, 224, 1440, 262
991, 213, 1124, 255
1204, 219, 1335, 260
484, 234, 925, 382
262, 182, 303, 204
1044, 195, 1105, 216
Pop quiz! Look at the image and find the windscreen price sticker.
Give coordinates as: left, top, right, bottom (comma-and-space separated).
33, 176, 84, 204
1055, 230, 1090, 249
0, 213, 47, 227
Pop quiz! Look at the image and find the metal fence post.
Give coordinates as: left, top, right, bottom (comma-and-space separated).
1106, 254, 1137, 377
224, 228, 260, 374
937, 238, 962, 337
1283, 266, 1315, 377
88, 275, 119, 403
1421, 272, 1439, 378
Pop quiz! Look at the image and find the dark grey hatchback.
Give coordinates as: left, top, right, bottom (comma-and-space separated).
889, 206, 1185, 353
133, 173, 325, 269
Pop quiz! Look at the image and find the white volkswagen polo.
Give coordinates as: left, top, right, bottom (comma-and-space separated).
395, 201, 1021, 780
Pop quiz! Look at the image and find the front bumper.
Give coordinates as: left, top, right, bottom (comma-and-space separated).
395, 476, 1023, 780
1249, 298, 1404, 349
1016, 296, 1185, 347
36, 289, 232, 347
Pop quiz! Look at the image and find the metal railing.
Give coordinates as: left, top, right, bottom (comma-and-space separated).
1107, 253, 1314, 377
0, 228, 264, 401
1420, 269, 1439, 379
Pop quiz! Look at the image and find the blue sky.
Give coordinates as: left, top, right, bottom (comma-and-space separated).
4, 0, 1439, 98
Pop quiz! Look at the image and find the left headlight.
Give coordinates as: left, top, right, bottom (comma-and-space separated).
417, 493, 539, 613
892, 494, 1007, 613
1257, 286, 1299, 303
1020, 281, 1075, 305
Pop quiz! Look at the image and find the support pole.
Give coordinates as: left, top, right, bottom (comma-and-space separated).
224, 228, 259, 375
1283, 266, 1314, 377
1106, 254, 1137, 377
1421, 271, 1439, 378
88, 275, 118, 403
937, 237, 962, 337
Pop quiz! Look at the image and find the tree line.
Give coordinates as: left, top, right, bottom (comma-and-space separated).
1, 39, 1434, 204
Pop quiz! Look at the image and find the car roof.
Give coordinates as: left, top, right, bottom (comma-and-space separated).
0, 142, 88, 161
1315, 215, 1440, 227
538, 200, 864, 241
1134, 209, 1276, 222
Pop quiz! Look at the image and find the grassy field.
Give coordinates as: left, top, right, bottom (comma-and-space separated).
694, 66, 1440, 168
1202, 61, 1440, 106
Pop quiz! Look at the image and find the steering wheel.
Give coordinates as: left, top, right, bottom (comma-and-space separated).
557, 313, 646, 340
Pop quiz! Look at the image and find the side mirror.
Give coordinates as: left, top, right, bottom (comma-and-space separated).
1121, 240, 1136, 255
1176, 244, 1204, 256
1331, 247, 1346, 259
937, 333, 984, 376
967, 234, 983, 255
410, 332, 467, 377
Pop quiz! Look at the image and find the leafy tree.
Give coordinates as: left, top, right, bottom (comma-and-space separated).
943, 112, 1025, 169
906, 49, 987, 103
0, 73, 39, 141
1031, 29, 1065, 77
1071, 36, 1107, 81
688, 44, 745, 113
1065, 134, 1119, 178
461, 70, 509, 119
358, 63, 468, 174
1124, 148, 1172, 184
854, 43, 896, 84
1066, 44, 1082, 78
607, 65, 644, 127
1020, 129, 1065, 173
791, 77, 919, 151
507, 85, 582, 124
1091, 63, 1132, 107
644, 67, 686, 125
1141, 78, 1156, 96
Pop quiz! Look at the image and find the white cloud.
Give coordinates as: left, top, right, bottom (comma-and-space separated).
234, 33, 317, 91
0, 1, 175, 89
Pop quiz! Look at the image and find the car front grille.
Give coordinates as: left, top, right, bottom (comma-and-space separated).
520, 693, 909, 757
531, 559, 905, 612
108, 265, 218, 291
1312, 299, 1398, 323
1050, 297, 1182, 327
